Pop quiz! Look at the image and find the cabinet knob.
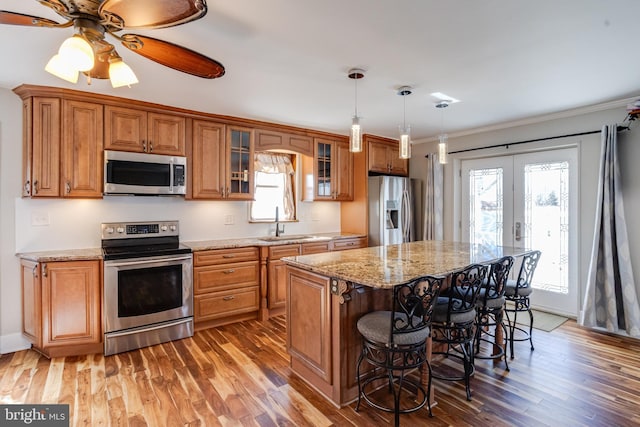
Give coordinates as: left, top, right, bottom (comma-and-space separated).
24, 180, 31, 196
149, 142, 153, 152
32, 181, 38, 195
65, 181, 71, 194
41, 263, 47, 278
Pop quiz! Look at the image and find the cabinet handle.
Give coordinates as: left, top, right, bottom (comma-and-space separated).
223, 269, 235, 274
24, 180, 31, 196
32, 265, 38, 278
223, 295, 235, 301
41, 263, 47, 278
142, 141, 147, 152
65, 181, 71, 194
33, 180, 38, 195
149, 141, 153, 152
222, 255, 235, 259
226, 187, 230, 197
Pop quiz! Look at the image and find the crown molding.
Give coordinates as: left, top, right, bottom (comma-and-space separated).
414, 95, 640, 144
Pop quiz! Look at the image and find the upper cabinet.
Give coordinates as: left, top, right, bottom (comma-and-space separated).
104, 106, 186, 156
20, 95, 103, 198
368, 136, 408, 176
190, 120, 255, 200
311, 137, 353, 201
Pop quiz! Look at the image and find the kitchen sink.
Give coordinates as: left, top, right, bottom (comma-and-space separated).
258, 234, 317, 242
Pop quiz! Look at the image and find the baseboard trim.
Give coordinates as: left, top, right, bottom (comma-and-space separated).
0, 333, 31, 355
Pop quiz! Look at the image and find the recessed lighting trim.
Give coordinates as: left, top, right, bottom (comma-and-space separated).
430, 92, 460, 103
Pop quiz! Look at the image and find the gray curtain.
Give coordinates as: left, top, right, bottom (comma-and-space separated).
423, 153, 444, 240
580, 124, 640, 337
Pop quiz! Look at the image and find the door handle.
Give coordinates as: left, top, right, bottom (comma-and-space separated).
515, 222, 521, 241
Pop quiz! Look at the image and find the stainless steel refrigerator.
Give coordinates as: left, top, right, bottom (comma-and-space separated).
368, 176, 422, 246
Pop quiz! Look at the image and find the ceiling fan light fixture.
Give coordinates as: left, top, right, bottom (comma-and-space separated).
45, 54, 79, 83
109, 57, 138, 88
58, 34, 95, 72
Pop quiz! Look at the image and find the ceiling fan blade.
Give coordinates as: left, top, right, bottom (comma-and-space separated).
121, 35, 225, 79
99, 0, 207, 30
0, 10, 61, 27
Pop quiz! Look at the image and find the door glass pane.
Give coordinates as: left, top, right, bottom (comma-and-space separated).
468, 168, 503, 246
524, 161, 569, 294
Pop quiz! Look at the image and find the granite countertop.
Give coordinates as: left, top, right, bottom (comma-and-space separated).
183, 232, 365, 251
16, 232, 366, 261
282, 240, 532, 289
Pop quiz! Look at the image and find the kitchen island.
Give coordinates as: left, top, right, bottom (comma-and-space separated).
282, 240, 532, 407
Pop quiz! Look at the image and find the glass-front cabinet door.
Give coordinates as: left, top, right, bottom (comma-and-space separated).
226, 126, 254, 200
316, 140, 332, 199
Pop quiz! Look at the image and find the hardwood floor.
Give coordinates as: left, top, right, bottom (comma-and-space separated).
1, 317, 640, 426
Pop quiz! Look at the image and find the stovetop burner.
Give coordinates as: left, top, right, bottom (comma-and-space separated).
101, 221, 191, 261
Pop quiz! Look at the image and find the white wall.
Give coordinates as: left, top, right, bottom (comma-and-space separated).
0, 87, 340, 353
411, 104, 640, 322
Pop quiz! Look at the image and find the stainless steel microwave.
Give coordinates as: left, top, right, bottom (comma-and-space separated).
104, 150, 187, 196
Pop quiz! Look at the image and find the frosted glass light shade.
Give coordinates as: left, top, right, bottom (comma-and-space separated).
109, 59, 139, 88
399, 125, 411, 159
45, 54, 79, 83
350, 116, 362, 152
58, 35, 94, 72
438, 133, 448, 164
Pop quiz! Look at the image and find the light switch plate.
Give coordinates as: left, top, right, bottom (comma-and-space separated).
31, 211, 50, 226
224, 215, 235, 225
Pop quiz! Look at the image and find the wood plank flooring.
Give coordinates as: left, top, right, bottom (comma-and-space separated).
1, 317, 640, 426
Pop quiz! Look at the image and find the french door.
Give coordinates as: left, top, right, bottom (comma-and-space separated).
460, 148, 578, 317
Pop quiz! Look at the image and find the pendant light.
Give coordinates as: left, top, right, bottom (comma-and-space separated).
398, 86, 412, 159
436, 100, 450, 164
348, 68, 365, 153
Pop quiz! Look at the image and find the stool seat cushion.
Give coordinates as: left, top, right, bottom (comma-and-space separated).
504, 279, 533, 297
357, 311, 429, 346
432, 298, 476, 324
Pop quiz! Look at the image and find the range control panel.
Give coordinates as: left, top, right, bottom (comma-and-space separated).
101, 221, 179, 240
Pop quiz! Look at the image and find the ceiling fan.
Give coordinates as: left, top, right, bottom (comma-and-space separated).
0, 0, 225, 87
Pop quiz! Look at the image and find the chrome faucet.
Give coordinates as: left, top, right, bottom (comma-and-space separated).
275, 206, 284, 236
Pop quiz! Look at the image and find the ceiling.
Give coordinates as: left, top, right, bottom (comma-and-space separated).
1, 0, 639, 142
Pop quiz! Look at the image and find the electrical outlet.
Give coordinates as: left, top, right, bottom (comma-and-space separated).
224, 215, 235, 225
31, 211, 50, 226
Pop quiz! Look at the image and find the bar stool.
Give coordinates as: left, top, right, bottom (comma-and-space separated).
355, 275, 444, 427
430, 263, 488, 401
504, 250, 542, 359
473, 256, 514, 370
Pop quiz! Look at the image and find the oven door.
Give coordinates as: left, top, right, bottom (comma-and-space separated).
104, 253, 193, 333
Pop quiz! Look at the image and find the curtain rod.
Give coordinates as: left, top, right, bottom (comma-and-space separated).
437, 124, 629, 156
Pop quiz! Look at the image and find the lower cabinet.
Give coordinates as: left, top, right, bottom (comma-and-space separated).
266, 245, 301, 312
331, 236, 368, 251
193, 247, 260, 329
21, 259, 102, 358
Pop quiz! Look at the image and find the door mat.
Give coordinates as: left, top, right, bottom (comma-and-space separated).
506, 307, 568, 332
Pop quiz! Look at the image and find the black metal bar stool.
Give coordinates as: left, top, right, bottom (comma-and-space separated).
473, 256, 514, 370
355, 275, 444, 427
430, 263, 488, 400
504, 250, 542, 359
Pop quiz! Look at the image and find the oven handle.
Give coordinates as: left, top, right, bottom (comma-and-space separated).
104, 254, 193, 267
106, 317, 193, 338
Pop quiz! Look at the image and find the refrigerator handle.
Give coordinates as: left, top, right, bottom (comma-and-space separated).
402, 189, 411, 242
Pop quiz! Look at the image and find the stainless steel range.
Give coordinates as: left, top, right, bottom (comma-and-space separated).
102, 220, 193, 356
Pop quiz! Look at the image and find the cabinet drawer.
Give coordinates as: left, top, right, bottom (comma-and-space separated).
194, 247, 259, 266
194, 286, 259, 322
268, 244, 301, 259
194, 261, 259, 293
301, 241, 331, 254
332, 237, 367, 251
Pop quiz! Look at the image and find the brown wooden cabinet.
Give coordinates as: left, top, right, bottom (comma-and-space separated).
21, 259, 102, 358
104, 105, 186, 155
193, 247, 260, 329
331, 236, 368, 251
310, 137, 353, 201
266, 245, 302, 312
255, 128, 313, 157
301, 241, 332, 254
368, 137, 408, 176
20, 96, 103, 198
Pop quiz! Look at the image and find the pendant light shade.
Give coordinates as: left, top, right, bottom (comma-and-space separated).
398, 86, 412, 159
436, 100, 450, 164
348, 68, 365, 153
